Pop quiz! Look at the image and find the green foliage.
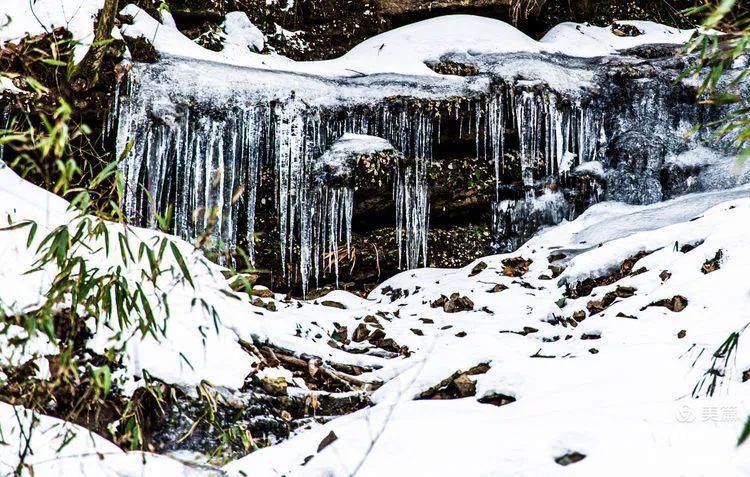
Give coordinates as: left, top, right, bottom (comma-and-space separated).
0, 90, 224, 459
683, 0, 750, 158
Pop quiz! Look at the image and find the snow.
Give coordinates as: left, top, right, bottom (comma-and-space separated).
2, 3, 696, 81
0, 0, 105, 64
540, 21, 695, 57
575, 159, 605, 178
222, 11, 265, 53
667, 146, 726, 168
0, 402, 215, 476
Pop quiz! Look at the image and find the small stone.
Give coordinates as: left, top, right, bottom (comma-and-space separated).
469, 261, 488, 277
572, 310, 586, 322
645, 295, 689, 312
321, 300, 347, 309
501, 257, 532, 277
363, 315, 380, 324
488, 284, 508, 293
261, 377, 287, 396
659, 270, 672, 281
352, 323, 370, 342
616, 312, 638, 319
677, 329, 687, 339
317, 431, 338, 453
614, 285, 636, 298
588, 348, 599, 354
586, 299, 606, 315
410, 328, 424, 336
452, 374, 477, 397
455, 331, 467, 338
368, 329, 386, 343
478, 393, 516, 407
701, 250, 723, 274
555, 451, 586, 466
581, 333, 601, 340
252, 286, 274, 298
549, 265, 566, 278
548, 252, 566, 262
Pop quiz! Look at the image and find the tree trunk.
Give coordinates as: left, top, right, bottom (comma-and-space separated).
69, 0, 120, 92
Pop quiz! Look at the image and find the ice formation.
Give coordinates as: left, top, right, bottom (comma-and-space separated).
8, 6, 707, 290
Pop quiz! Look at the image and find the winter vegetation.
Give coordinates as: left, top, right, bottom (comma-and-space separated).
0, 0, 749, 476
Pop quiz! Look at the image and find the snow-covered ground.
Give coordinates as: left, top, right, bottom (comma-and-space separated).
3, 157, 750, 475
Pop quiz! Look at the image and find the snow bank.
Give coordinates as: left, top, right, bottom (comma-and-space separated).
4, 146, 750, 475
541, 21, 695, 57
0, 402, 215, 476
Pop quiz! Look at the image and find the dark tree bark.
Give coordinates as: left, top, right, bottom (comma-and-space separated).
69, 0, 120, 92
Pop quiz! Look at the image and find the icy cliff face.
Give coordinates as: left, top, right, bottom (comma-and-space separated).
112, 12, 748, 291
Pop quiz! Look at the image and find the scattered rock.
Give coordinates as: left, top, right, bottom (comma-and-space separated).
431, 293, 474, 313
677, 329, 687, 339
572, 310, 586, 322
352, 323, 370, 342
502, 257, 532, 277
417, 363, 490, 400
581, 333, 601, 340
469, 261, 488, 277
555, 451, 587, 466
701, 250, 723, 274
317, 431, 338, 453
321, 300, 347, 309
680, 240, 704, 253
567, 251, 651, 298
252, 298, 277, 311
455, 331, 467, 338
252, 286, 274, 298
548, 252, 566, 262
743, 370, 750, 383
588, 348, 599, 354
261, 377, 288, 396
549, 265, 566, 278
478, 393, 516, 407
410, 328, 424, 336
616, 312, 638, 319
659, 270, 672, 281
643, 295, 688, 312
488, 284, 508, 293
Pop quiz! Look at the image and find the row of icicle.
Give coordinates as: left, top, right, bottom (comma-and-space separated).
115, 79, 600, 294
